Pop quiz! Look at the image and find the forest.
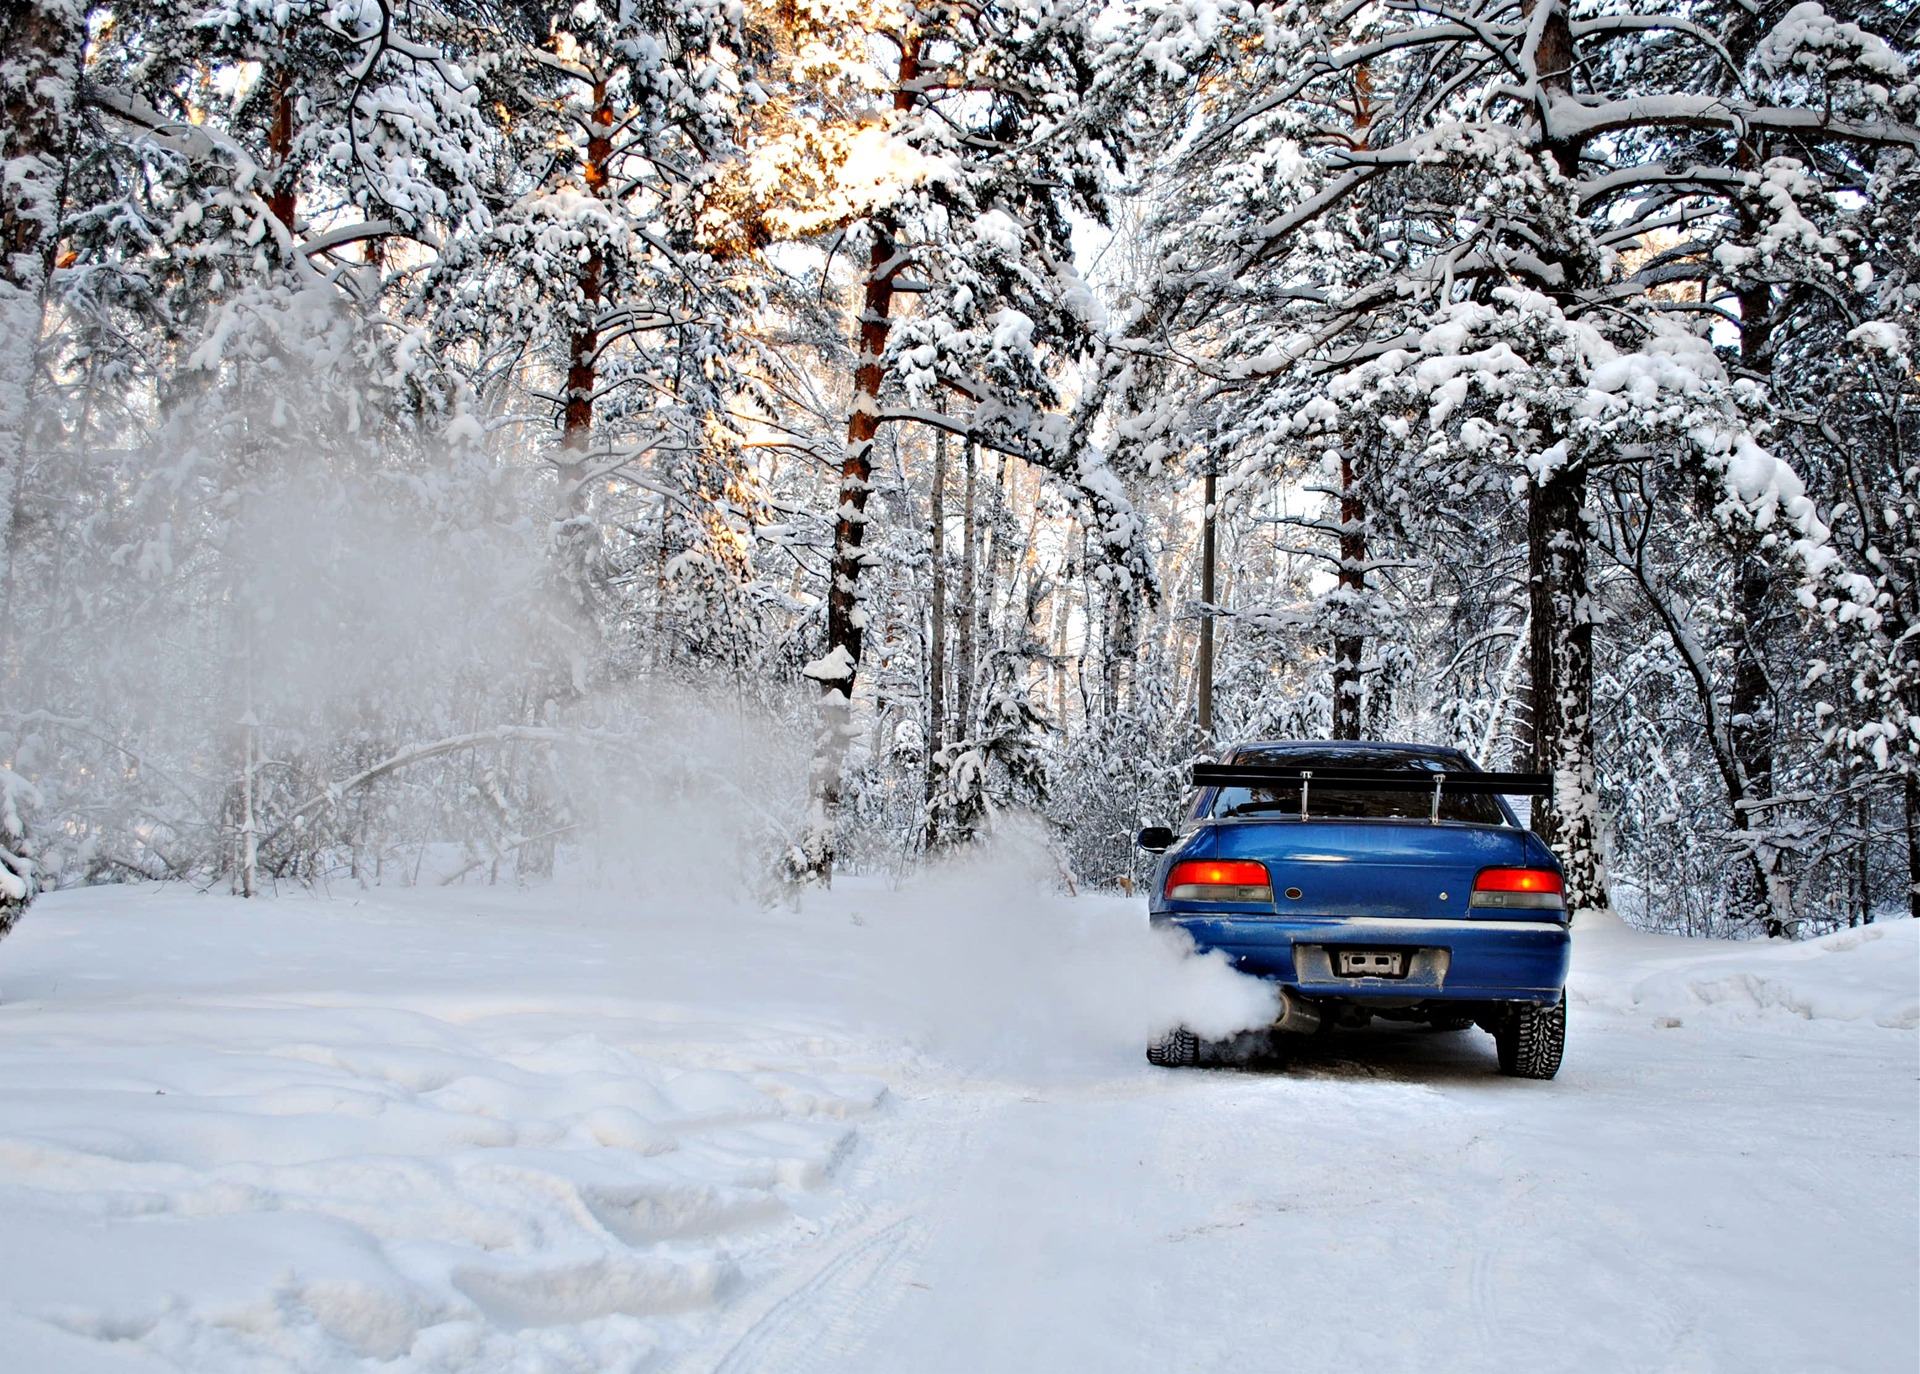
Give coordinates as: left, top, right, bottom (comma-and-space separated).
0, 0, 1915, 939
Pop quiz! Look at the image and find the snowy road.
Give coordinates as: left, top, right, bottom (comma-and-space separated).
0, 877, 1913, 1374
799, 1019, 1915, 1374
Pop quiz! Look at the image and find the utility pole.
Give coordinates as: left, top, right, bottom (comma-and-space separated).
1197, 469, 1217, 737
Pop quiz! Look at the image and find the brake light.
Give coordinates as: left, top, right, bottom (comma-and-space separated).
1166, 859, 1273, 903
1470, 867, 1565, 910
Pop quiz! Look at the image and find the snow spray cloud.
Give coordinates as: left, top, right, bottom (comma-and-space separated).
812, 823, 1280, 1079
3, 409, 553, 881
0, 313, 649, 890
560, 683, 813, 904
2, 306, 821, 892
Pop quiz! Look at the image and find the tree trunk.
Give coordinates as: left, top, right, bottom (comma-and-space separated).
1528, 459, 1608, 914
1728, 549, 1784, 930
1854, 788, 1871, 926
1521, 0, 1607, 912
238, 692, 258, 898
552, 79, 612, 630
228, 65, 296, 900
1725, 260, 1788, 933
1526, 0, 1579, 176
1014, 470, 1045, 634
0, 0, 71, 295
1328, 76, 1376, 743
926, 424, 948, 844
1102, 587, 1137, 720
985, 452, 1012, 652
1197, 470, 1217, 737
264, 67, 298, 232
798, 220, 904, 880
1054, 524, 1074, 740
956, 436, 978, 736
796, 38, 923, 882
1906, 769, 1920, 924
563, 82, 612, 462
1331, 448, 1366, 740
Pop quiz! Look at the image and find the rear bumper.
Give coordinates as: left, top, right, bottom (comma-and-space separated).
1154, 913, 1570, 1003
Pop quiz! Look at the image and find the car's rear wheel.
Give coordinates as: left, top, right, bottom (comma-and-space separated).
1494, 994, 1565, 1079
1147, 1027, 1200, 1067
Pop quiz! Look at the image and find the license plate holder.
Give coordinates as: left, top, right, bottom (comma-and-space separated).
1336, 949, 1406, 978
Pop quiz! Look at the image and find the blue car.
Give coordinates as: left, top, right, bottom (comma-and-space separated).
1137, 740, 1569, 1079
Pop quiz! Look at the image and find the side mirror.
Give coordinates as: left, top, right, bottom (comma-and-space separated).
1136, 825, 1175, 854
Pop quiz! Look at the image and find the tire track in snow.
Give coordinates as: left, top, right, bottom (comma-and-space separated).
672, 1088, 984, 1374
695, 1210, 930, 1374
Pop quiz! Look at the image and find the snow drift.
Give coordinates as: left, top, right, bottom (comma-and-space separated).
1569, 910, 1919, 1028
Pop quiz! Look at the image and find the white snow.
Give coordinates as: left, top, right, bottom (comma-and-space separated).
798, 645, 856, 683
970, 210, 1025, 259
0, 871, 1912, 1373
1755, 3, 1910, 80
1568, 908, 1920, 1028
987, 307, 1037, 360
1847, 318, 1911, 357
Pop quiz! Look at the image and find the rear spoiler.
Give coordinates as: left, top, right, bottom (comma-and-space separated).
1190, 764, 1553, 796
1190, 763, 1552, 822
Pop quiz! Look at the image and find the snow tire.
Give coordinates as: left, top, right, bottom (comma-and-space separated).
1147, 1027, 1200, 1067
1493, 994, 1565, 1080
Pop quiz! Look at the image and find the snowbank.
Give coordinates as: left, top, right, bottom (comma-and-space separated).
1570, 910, 1919, 1029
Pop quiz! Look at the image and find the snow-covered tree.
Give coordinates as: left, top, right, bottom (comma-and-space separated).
1765, 183, 1920, 919
1098, 0, 1919, 915
416, 0, 763, 683
0, 0, 84, 921
0, 0, 1913, 934
721, 0, 1154, 881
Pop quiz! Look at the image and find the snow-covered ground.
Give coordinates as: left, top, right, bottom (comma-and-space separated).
0, 865, 1913, 1374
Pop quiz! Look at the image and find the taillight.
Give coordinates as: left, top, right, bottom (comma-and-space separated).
1166, 859, 1273, 903
1470, 867, 1565, 910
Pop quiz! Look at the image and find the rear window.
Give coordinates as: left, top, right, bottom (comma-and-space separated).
1206, 748, 1508, 826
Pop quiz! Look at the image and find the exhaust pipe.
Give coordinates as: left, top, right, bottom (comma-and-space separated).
1273, 988, 1323, 1035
